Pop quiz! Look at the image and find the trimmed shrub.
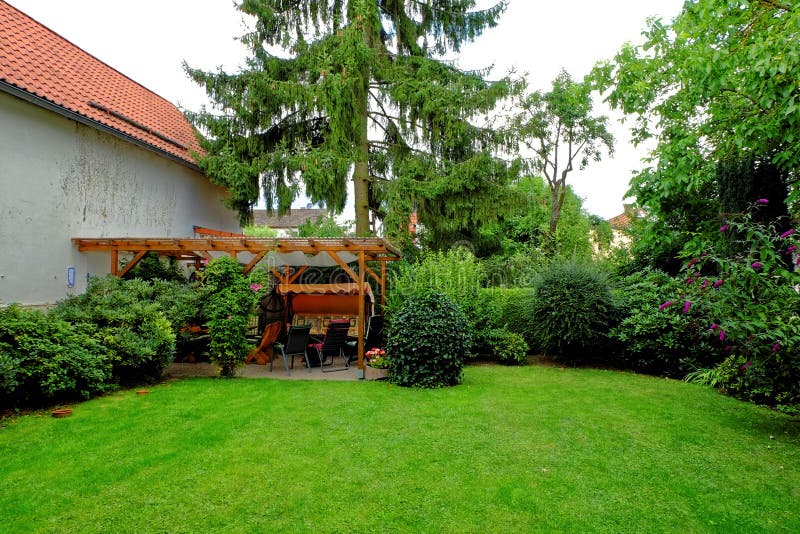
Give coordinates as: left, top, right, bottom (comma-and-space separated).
201, 257, 253, 377
530, 261, 616, 362
475, 287, 536, 348
52, 276, 175, 385
387, 291, 472, 388
483, 327, 529, 365
0, 305, 111, 407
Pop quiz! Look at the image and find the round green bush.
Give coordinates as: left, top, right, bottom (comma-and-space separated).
387, 291, 472, 388
530, 261, 615, 362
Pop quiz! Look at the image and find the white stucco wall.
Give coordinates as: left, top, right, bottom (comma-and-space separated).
0, 92, 240, 305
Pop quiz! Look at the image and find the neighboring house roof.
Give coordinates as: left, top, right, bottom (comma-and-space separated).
0, 1, 202, 166
608, 204, 645, 231
253, 208, 327, 229
608, 212, 633, 231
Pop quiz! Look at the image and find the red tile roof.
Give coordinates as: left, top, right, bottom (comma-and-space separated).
608, 212, 632, 230
0, 1, 202, 166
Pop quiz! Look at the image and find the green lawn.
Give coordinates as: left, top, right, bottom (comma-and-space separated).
1, 366, 798, 533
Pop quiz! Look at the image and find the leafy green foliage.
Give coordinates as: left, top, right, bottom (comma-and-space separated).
52, 277, 176, 385
0, 305, 111, 408
593, 0, 800, 242
387, 291, 471, 388
386, 248, 485, 323
242, 225, 278, 237
609, 270, 718, 376
482, 327, 528, 365
122, 252, 186, 283
479, 176, 599, 266
185, 0, 518, 237
475, 287, 536, 348
201, 257, 254, 376
296, 214, 351, 237
530, 261, 616, 362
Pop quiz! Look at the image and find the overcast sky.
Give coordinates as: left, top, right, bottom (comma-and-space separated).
7, 0, 684, 219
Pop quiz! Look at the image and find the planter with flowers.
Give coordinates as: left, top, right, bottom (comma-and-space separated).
364, 347, 390, 381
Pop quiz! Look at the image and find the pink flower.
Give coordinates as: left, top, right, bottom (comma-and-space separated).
659, 301, 672, 311
720, 224, 729, 232
772, 342, 781, 352
788, 245, 799, 254
751, 261, 763, 269
683, 301, 691, 313
780, 229, 796, 239
249, 283, 263, 292
724, 345, 732, 352
201, 258, 209, 265
757, 198, 769, 204
701, 279, 710, 289
686, 277, 696, 285
740, 361, 753, 371
713, 279, 724, 288
686, 257, 699, 268
227, 315, 232, 320
719, 329, 726, 341
710, 324, 720, 331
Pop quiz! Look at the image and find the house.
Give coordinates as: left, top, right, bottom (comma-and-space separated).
0, 1, 240, 305
252, 208, 327, 237
608, 203, 644, 249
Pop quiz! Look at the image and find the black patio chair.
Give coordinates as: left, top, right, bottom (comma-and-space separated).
345, 314, 384, 367
308, 319, 352, 373
272, 323, 312, 375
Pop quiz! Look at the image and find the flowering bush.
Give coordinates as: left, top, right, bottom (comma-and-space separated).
609, 269, 719, 376
677, 200, 800, 412
364, 348, 389, 369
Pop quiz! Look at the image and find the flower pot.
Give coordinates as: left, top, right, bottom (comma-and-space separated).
364, 366, 389, 381
51, 408, 73, 418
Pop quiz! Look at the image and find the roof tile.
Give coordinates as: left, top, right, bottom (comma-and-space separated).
0, 1, 202, 165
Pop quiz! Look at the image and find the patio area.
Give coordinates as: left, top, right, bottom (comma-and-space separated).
165, 362, 364, 381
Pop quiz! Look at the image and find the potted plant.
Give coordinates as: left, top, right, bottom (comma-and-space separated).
364, 347, 389, 380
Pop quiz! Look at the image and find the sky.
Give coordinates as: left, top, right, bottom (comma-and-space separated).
6, 0, 685, 220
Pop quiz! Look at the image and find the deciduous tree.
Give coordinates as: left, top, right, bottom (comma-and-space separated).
511, 70, 614, 255
593, 0, 800, 233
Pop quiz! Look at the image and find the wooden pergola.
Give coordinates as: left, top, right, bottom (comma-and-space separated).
72, 236, 402, 372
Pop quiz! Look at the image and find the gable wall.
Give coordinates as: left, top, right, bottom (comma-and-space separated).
0, 92, 240, 305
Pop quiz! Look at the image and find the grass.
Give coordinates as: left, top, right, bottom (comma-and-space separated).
1, 365, 798, 533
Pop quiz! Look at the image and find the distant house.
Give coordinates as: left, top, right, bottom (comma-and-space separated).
0, 1, 240, 305
252, 208, 327, 237
608, 203, 644, 249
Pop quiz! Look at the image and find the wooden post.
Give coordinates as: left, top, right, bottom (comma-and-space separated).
358, 250, 366, 371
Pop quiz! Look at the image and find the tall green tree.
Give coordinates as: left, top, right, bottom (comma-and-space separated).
511, 70, 614, 254
592, 0, 800, 235
185, 0, 516, 236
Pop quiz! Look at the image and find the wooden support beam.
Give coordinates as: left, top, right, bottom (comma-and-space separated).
110, 250, 119, 276
116, 250, 148, 278
287, 265, 308, 284
243, 251, 267, 274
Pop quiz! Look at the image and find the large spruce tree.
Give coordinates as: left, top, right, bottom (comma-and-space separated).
185, 0, 517, 237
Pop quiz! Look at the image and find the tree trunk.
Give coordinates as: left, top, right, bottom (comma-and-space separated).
545, 184, 564, 257
353, 10, 373, 237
